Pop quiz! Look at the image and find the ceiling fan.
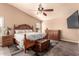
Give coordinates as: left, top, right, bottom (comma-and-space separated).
37, 4, 54, 16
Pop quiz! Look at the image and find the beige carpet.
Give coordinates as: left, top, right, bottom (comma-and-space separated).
0, 47, 11, 56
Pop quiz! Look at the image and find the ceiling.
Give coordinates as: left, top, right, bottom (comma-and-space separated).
9, 3, 79, 21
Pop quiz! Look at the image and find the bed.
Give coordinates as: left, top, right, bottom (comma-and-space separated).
13, 24, 45, 53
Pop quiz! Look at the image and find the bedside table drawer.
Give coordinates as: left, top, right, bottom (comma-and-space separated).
2, 38, 12, 42
3, 41, 12, 44
2, 35, 13, 47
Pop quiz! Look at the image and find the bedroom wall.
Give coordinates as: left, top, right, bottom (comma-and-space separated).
41, 4, 79, 43
0, 3, 42, 46
0, 3, 41, 31
42, 17, 79, 43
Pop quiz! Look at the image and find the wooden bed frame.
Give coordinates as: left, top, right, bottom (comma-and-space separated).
13, 24, 61, 53
13, 24, 35, 53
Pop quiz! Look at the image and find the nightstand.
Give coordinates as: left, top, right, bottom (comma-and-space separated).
2, 35, 14, 47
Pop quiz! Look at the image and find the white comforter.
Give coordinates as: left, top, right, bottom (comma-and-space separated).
14, 32, 45, 49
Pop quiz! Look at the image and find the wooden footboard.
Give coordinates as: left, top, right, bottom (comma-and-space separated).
24, 34, 35, 53
24, 39, 35, 53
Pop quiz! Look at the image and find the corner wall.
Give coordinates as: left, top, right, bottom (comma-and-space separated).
0, 3, 41, 30
42, 17, 79, 43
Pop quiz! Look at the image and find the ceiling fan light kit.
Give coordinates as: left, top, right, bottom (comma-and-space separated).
37, 3, 53, 16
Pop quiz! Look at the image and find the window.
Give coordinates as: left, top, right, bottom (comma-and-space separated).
0, 16, 4, 28
0, 16, 4, 36
36, 22, 42, 32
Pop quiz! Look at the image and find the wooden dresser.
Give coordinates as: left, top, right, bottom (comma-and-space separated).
45, 29, 61, 41
2, 35, 13, 47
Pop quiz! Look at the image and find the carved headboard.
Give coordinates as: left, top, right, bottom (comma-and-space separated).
14, 24, 33, 33
14, 24, 33, 30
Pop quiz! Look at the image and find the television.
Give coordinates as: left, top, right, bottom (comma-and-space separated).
67, 10, 79, 28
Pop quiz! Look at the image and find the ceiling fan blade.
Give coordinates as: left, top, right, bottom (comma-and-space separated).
43, 12, 47, 16
44, 9, 53, 11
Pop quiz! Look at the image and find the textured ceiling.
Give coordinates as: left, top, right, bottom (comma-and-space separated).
9, 3, 79, 21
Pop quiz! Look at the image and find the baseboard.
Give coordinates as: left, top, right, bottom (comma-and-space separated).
60, 39, 78, 44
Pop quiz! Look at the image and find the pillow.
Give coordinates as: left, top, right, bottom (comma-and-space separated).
15, 30, 25, 34
28, 30, 32, 32
25, 30, 32, 33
